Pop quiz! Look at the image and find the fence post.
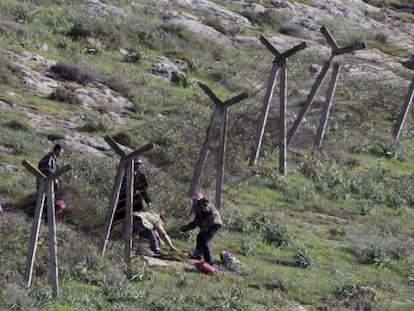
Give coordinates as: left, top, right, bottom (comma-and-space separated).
288, 26, 365, 146
188, 82, 248, 208
249, 59, 280, 166
314, 62, 341, 149
100, 136, 154, 265
279, 60, 287, 175
250, 36, 306, 166
22, 160, 71, 298
393, 73, 414, 140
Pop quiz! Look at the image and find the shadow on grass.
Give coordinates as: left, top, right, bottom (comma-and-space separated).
263, 256, 304, 268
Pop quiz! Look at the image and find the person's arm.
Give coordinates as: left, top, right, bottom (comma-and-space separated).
180, 220, 197, 233
154, 223, 178, 251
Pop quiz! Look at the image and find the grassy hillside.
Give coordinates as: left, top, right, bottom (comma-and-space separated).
1, 0, 414, 310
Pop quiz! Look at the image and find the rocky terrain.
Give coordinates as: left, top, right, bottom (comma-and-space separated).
0, 0, 412, 208
1, 0, 413, 159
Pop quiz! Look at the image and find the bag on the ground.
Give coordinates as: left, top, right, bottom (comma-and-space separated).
55, 198, 67, 213
220, 250, 240, 266
194, 261, 216, 275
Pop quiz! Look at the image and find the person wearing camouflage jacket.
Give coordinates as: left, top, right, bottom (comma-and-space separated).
180, 196, 222, 265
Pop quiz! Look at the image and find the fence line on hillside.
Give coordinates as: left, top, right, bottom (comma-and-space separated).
234, 27, 412, 167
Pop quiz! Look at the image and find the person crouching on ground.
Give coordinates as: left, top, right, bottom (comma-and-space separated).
180, 195, 222, 265
133, 211, 178, 255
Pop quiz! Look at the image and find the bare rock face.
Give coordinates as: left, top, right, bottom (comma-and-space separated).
151, 57, 188, 82
1, 51, 132, 156
87, 0, 127, 17
162, 10, 232, 45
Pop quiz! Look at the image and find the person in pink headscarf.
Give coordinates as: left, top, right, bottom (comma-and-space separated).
184, 192, 204, 220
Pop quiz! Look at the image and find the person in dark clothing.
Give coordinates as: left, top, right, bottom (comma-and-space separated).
131, 159, 151, 211
180, 195, 223, 265
37, 144, 65, 217
37, 143, 64, 192
114, 159, 152, 222
38, 144, 64, 177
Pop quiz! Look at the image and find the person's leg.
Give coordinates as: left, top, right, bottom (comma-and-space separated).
199, 226, 220, 265
134, 217, 159, 252
140, 228, 159, 252
190, 232, 205, 259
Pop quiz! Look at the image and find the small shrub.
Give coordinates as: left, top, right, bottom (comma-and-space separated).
172, 72, 196, 89
67, 13, 125, 49
230, 215, 254, 233
358, 199, 375, 215
361, 243, 390, 268
103, 76, 135, 100
230, 212, 270, 234
11, 3, 37, 24
83, 37, 105, 54
293, 247, 313, 268
67, 20, 93, 39
407, 261, 414, 286
374, 32, 388, 43
240, 237, 253, 256
204, 15, 241, 36
0, 54, 18, 83
263, 224, 291, 247
241, 10, 291, 30
112, 132, 133, 148
49, 87, 82, 105
123, 49, 142, 63
387, 242, 409, 260
392, 12, 414, 23
176, 274, 191, 288
80, 116, 113, 133
369, 139, 402, 159
71, 251, 108, 284
328, 226, 348, 237
124, 263, 153, 283
278, 24, 304, 37
63, 151, 114, 195
45, 131, 65, 141
3, 283, 35, 310
50, 62, 98, 85
335, 283, 376, 310
366, 10, 386, 21
31, 286, 53, 306
12, 137, 31, 155
268, 275, 286, 293
100, 277, 144, 303
2, 120, 29, 131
